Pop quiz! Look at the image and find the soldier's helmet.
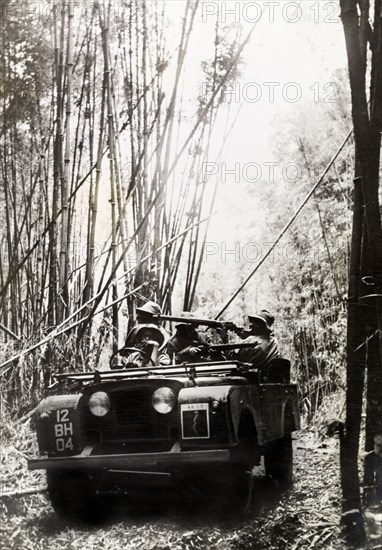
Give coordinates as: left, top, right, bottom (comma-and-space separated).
175, 311, 196, 328
134, 325, 166, 349
247, 310, 275, 331
136, 301, 162, 317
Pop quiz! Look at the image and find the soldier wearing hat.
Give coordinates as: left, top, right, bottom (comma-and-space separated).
124, 301, 170, 366
166, 312, 210, 363
231, 309, 280, 369
125, 301, 169, 344
135, 301, 162, 324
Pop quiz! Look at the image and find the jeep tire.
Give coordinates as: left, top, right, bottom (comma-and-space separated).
47, 470, 101, 522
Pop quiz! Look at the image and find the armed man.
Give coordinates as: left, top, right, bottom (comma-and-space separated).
229, 309, 280, 369
123, 301, 170, 367
125, 301, 169, 344
166, 312, 211, 363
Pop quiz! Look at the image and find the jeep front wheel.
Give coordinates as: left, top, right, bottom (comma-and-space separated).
224, 461, 255, 512
47, 470, 101, 522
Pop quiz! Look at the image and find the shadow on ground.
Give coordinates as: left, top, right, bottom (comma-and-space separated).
24, 474, 288, 534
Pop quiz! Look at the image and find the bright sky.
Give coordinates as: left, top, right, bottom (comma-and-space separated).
185, 0, 349, 242
97, 0, 348, 247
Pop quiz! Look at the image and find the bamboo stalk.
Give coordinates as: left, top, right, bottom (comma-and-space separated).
58, 0, 74, 321
98, 0, 119, 351
48, 1, 64, 327
0, 487, 47, 499
83, 9, 106, 308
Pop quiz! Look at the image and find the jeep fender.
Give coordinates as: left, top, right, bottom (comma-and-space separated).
281, 396, 300, 435
258, 384, 300, 441
178, 385, 263, 446
229, 386, 263, 445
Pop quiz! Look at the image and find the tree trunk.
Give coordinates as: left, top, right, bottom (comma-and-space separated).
340, 0, 382, 542
339, 175, 366, 544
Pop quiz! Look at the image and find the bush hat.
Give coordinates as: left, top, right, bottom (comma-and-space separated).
247, 310, 275, 331
133, 325, 166, 347
125, 324, 168, 350
136, 301, 162, 317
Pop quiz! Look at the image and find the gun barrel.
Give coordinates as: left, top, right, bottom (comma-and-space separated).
209, 343, 258, 351
159, 315, 223, 328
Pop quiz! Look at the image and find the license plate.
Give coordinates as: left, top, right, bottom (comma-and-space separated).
181, 403, 210, 439
53, 408, 75, 453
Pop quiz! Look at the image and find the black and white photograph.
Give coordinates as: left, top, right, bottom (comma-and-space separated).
0, 0, 381, 548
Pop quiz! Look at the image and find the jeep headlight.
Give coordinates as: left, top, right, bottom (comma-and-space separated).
89, 392, 110, 417
152, 387, 176, 414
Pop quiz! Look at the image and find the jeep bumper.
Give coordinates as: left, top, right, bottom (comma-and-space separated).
28, 449, 230, 471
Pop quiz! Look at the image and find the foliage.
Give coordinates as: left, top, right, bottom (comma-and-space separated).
256, 71, 353, 420
0, 0, 245, 415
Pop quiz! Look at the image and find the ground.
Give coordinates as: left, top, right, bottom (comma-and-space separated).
0, 420, 380, 549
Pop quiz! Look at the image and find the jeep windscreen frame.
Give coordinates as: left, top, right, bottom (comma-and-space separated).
53, 361, 256, 383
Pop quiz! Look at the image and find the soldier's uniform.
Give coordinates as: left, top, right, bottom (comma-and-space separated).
167, 324, 209, 363
124, 301, 170, 367
231, 310, 280, 369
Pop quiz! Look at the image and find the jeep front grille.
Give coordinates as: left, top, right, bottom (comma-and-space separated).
109, 389, 169, 439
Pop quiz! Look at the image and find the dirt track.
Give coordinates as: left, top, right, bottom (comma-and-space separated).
1, 426, 354, 550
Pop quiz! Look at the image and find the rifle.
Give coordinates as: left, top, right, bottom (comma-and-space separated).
157, 315, 245, 342
158, 315, 247, 332
208, 342, 258, 351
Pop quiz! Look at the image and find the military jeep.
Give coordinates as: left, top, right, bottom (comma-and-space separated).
28, 346, 300, 519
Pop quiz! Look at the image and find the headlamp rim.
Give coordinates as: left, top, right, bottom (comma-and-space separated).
88, 391, 111, 417
152, 386, 176, 414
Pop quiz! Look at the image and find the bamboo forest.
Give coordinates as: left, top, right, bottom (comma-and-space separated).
1, 1, 381, 549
